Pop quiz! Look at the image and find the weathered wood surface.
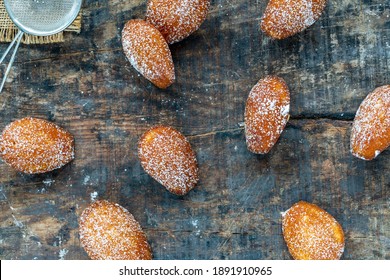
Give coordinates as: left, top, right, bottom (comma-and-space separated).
0, 0, 389, 260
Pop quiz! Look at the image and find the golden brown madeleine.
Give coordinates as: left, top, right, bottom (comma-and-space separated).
0, 117, 74, 174
138, 126, 199, 196
350, 85, 390, 160
282, 201, 345, 260
261, 0, 327, 40
146, 0, 211, 44
121, 19, 175, 89
244, 75, 290, 154
79, 200, 152, 260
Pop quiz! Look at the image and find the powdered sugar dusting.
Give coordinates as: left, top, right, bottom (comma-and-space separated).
261, 0, 327, 39
351, 85, 390, 160
58, 248, 69, 260
304, 0, 315, 26
244, 76, 290, 154
281, 104, 290, 116
90, 191, 98, 202
146, 0, 211, 44
121, 19, 175, 89
138, 126, 199, 196
282, 201, 345, 260
0, 117, 74, 174
79, 200, 152, 260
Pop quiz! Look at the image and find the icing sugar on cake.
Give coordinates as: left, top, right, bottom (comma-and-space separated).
244, 76, 290, 154
0, 117, 74, 174
138, 126, 199, 196
350, 85, 390, 160
146, 0, 211, 44
261, 0, 327, 40
282, 201, 345, 260
79, 200, 152, 260
121, 19, 175, 89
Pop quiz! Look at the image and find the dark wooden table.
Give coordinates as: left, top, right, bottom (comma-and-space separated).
0, 0, 389, 260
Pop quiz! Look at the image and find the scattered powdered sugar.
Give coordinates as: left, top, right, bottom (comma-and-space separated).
90, 191, 98, 202
146, 0, 211, 44
244, 76, 290, 154
269, 100, 276, 110
281, 104, 290, 116
42, 178, 55, 187
191, 219, 199, 228
79, 200, 152, 260
83, 175, 91, 185
0, 117, 74, 174
261, 0, 327, 39
58, 248, 69, 260
350, 85, 390, 160
138, 126, 199, 196
303, 0, 315, 26
121, 19, 175, 89
282, 201, 345, 260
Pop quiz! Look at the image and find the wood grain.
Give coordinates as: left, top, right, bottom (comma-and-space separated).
0, 0, 389, 260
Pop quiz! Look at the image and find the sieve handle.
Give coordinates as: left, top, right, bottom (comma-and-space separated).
0, 30, 23, 93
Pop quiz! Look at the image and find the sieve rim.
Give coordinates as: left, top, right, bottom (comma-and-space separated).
4, 0, 82, 36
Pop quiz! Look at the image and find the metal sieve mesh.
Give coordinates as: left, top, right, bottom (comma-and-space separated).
0, 0, 82, 93
4, 0, 81, 36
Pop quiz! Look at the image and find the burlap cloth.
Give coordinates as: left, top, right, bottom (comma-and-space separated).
0, 1, 81, 44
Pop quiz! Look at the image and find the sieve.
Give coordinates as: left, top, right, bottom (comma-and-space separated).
0, 0, 82, 93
